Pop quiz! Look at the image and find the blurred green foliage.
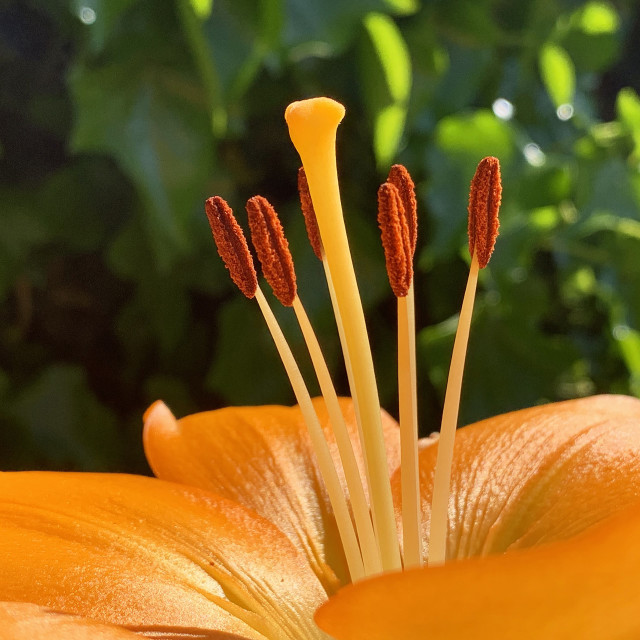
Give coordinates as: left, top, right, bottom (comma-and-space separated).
1, 0, 640, 472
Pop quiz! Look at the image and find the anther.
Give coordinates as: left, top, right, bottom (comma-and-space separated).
246, 195, 297, 307
205, 196, 257, 299
377, 182, 412, 298
468, 157, 501, 269
297, 167, 324, 260
387, 165, 417, 257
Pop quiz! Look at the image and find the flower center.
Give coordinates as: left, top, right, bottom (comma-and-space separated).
205, 97, 501, 581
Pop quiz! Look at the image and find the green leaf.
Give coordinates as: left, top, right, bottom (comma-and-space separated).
435, 111, 515, 162
70, 0, 138, 53
425, 110, 515, 260
612, 325, 640, 396
69, 53, 214, 271
383, 0, 419, 16
107, 219, 194, 357
284, 0, 386, 53
362, 12, 412, 168
9, 364, 122, 470
420, 302, 581, 427
206, 297, 295, 405
574, 1, 619, 35
561, 1, 621, 72
189, 0, 214, 19
539, 43, 575, 109
616, 88, 640, 158
199, 0, 283, 108
617, 88, 640, 127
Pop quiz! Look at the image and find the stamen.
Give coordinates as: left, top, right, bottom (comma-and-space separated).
286, 97, 402, 572
292, 297, 382, 576
205, 197, 257, 299
378, 169, 421, 568
387, 164, 417, 256
468, 156, 501, 269
245, 196, 297, 307
377, 182, 411, 298
428, 157, 502, 566
297, 167, 324, 260
247, 191, 382, 574
205, 195, 365, 581
253, 286, 366, 582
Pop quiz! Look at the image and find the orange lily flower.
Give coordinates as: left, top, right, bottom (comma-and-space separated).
3, 396, 640, 638
2, 98, 640, 640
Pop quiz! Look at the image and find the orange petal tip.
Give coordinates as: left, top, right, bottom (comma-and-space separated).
143, 400, 166, 424
142, 401, 178, 436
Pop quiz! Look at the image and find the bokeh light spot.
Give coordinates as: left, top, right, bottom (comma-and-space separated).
492, 98, 515, 121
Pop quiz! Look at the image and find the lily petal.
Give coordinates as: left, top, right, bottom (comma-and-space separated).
0, 472, 327, 640
315, 500, 640, 639
393, 395, 640, 559
0, 602, 141, 639
143, 398, 400, 588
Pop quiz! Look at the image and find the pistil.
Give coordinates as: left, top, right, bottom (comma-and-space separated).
286, 98, 402, 572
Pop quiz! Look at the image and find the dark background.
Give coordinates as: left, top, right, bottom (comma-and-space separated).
2, 0, 640, 473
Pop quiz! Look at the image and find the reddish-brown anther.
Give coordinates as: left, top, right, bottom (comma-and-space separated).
378, 182, 412, 298
468, 156, 501, 269
297, 167, 324, 260
246, 195, 297, 307
387, 165, 417, 258
205, 196, 257, 299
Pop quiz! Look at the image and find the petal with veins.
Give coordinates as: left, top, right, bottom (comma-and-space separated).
0, 472, 326, 640
0, 602, 141, 640
392, 395, 640, 559
316, 499, 640, 639
144, 398, 399, 589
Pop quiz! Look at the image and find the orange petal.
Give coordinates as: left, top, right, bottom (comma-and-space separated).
316, 499, 640, 639
0, 602, 140, 640
393, 395, 640, 559
143, 398, 400, 589
0, 472, 327, 640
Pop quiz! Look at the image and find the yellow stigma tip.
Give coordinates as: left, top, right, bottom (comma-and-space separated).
285, 98, 346, 154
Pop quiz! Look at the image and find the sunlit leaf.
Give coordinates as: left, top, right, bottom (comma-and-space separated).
362, 12, 411, 168
189, 0, 213, 19
575, 1, 619, 34
539, 43, 575, 109
70, 0, 137, 53
383, 0, 420, 16
69, 21, 215, 271
285, 0, 386, 53
9, 365, 122, 470
616, 87, 640, 157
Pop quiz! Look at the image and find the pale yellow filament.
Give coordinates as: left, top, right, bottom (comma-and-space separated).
286, 98, 401, 571
254, 286, 365, 581
397, 283, 422, 568
292, 295, 382, 576
428, 253, 480, 565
